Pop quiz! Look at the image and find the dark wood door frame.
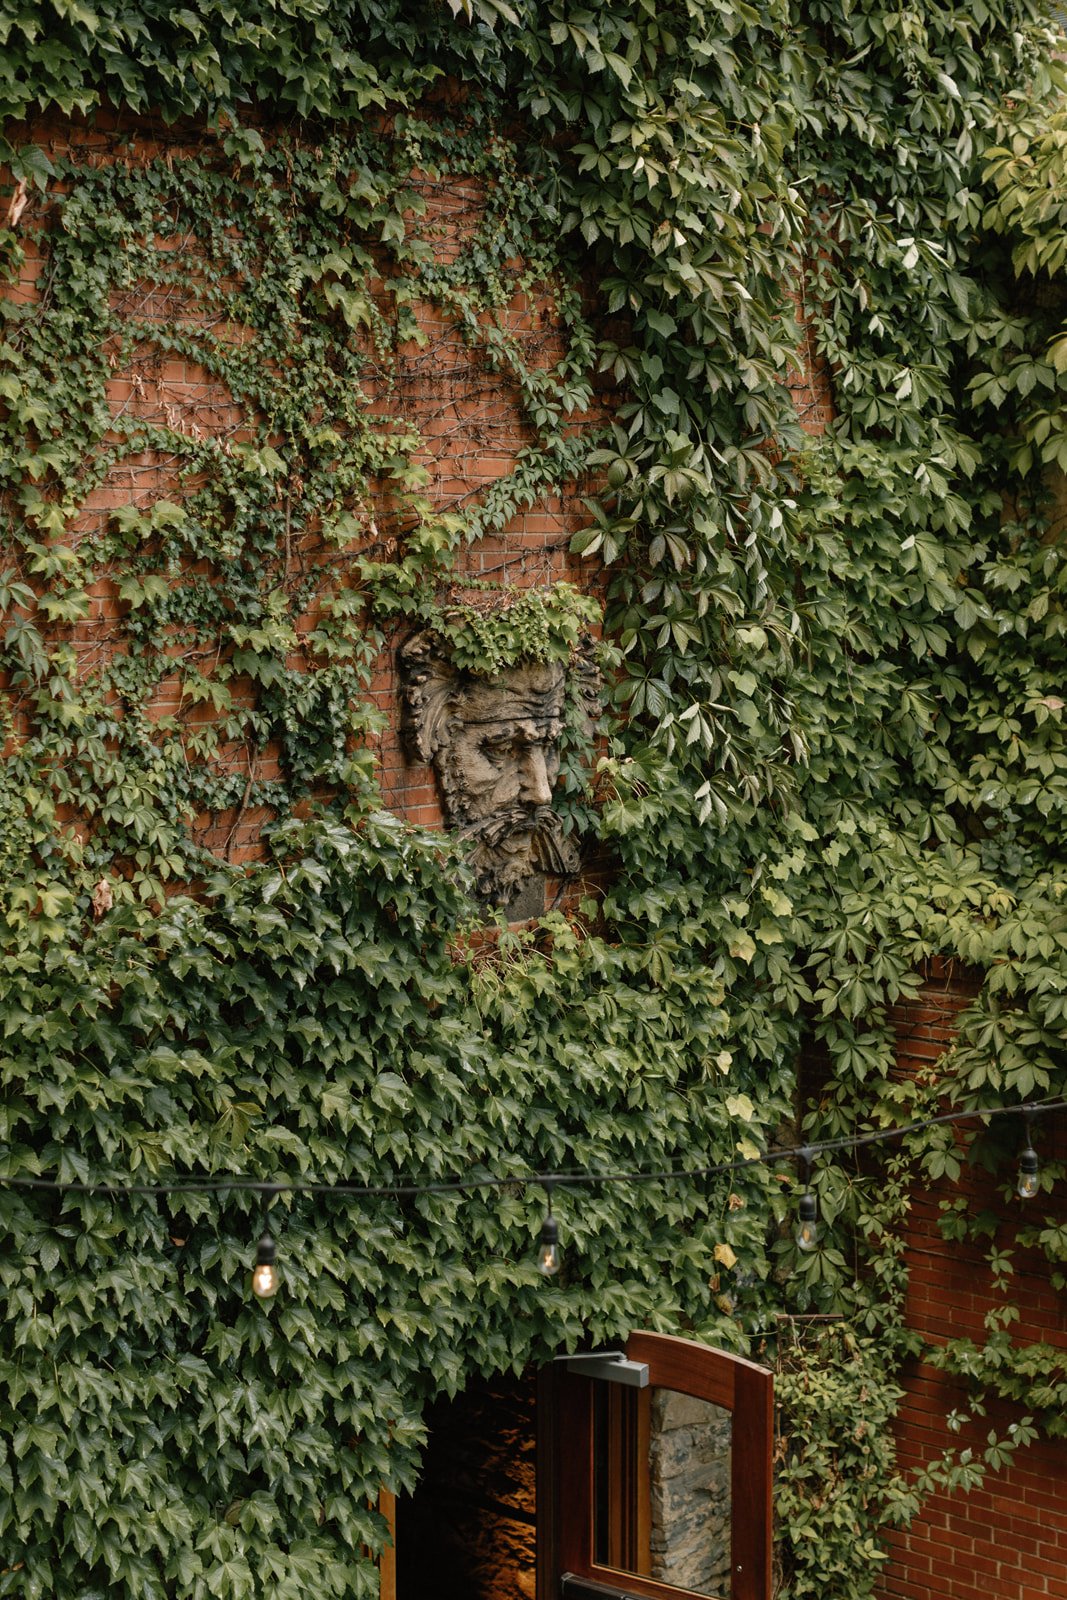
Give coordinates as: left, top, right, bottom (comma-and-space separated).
538, 1331, 774, 1600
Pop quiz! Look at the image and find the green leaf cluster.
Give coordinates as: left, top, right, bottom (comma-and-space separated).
0, 818, 783, 1596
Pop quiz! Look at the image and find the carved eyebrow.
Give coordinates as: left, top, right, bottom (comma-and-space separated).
459, 700, 564, 725
481, 729, 558, 747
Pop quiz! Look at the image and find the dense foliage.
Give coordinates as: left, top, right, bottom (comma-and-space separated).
1, 1, 1066, 1597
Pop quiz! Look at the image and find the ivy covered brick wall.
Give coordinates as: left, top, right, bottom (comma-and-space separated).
0, 105, 605, 872
2, 4, 1067, 1600
878, 984, 1067, 1600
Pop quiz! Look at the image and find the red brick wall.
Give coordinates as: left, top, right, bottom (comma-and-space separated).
878, 976, 1067, 1600
790, 253, 836, 436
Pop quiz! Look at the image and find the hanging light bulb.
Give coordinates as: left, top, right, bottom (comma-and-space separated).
1017, 1144, 1040, 1200
795, 1190, 819, 1253
537, 1213, 560, 1276
537, 1185, 561, 1277
251, 1229, 279, 1298
793, 1147, 819, 1253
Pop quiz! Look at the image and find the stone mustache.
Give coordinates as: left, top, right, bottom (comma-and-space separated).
400, 635, 583, 902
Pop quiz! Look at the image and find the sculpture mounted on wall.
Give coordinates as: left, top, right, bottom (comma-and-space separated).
400, 633, 596, 903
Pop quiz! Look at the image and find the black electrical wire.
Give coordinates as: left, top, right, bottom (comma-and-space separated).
1, 1096, 1062, 1201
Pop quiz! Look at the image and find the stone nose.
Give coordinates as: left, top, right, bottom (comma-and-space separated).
519, 746, 554, 808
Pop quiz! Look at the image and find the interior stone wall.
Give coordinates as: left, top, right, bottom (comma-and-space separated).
394, 1373, 537, 1600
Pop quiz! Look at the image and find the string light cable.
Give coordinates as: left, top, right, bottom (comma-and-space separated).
1, 1095, 1062, 1288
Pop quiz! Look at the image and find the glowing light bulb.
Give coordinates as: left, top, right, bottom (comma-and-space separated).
251, 1230, 279, 1298
1017, 1146, 1039, 1200
795, 1191, 819, 1253
537, 1212, 560, 1277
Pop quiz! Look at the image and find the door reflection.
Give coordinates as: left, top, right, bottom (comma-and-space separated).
592, 1386, 732, 1599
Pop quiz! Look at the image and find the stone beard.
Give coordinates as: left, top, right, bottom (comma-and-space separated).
400, 643, 582, 902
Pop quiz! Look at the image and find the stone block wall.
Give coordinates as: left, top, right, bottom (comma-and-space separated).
394, 1374, 537, 1600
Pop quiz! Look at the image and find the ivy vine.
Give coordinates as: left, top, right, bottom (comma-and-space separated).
1, 2, 1066, 1598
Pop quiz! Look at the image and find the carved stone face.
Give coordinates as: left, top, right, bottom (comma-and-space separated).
443, 668, 564, 824
400, 643, 582, 902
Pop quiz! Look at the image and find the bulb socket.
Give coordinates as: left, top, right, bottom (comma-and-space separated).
255, 1229, 277, 1266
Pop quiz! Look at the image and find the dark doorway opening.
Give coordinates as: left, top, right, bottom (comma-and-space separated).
394, 1371, 538, 1600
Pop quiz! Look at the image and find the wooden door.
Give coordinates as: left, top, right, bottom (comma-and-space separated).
538, 1332, 773, 1600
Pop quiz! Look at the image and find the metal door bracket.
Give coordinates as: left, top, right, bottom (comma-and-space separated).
560, 1350, 650, 1388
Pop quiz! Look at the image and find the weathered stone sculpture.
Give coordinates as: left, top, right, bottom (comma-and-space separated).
400, 634, 590, 903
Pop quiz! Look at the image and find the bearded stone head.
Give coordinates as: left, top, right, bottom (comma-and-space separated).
400, 635, 592, 902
